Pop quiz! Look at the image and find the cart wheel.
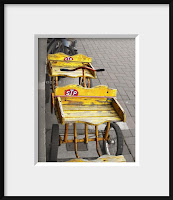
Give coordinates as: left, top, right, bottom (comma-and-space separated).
47, 39, 63, 54
99, 123, 123, 156
47, 38, 56, 53
49, 124, 59, 162
69, 46, 78, 55
63, 46, 77, 56
79, 78, 93, 88
74, 49, 78, 55
50, 93, 54, 114
45, 73, 50, 103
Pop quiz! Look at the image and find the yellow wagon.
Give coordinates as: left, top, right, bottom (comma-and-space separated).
49, 84, 126, 162
46, 52, 104, 103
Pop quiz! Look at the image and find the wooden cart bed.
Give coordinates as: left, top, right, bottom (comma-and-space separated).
47, 52, 96, 78
52, 85, 126, 125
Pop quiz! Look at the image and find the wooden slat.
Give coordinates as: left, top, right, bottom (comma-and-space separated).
64, 116, 122, 125
61, 98, 112, 105
112, 98, 126, 122
55, 97, 65, 124
89, 63, 96, 79
51, 68, 94, 78
48, 62, 97, 79
51, 62, 84, 67
64, 110, 118, 118
62, 104, 114, 111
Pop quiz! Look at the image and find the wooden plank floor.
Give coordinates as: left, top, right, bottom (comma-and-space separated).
61, 101, 122, 125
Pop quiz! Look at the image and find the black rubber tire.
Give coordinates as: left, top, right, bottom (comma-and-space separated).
49, 124, 59, 162
69, 46, 77, 55
63, 46, 69, 55
47, 39, 78, 55
100, 123, 123, 156
64, 46, 78, 56
47, 39, 57, 54
74, 49, 78, 55
45, 73, 50, 103
47, 39, 56, 53
47, 39, 62, 54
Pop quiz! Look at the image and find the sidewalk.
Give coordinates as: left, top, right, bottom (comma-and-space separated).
76, 38, 135, 162
46, 38, 135, 162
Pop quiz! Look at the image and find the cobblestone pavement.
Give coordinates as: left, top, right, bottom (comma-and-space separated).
76, 38, 135, 161
46, 38, 135, 162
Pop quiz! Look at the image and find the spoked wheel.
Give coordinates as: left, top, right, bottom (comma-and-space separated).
48, 41, 76, 55
99, 123, 123, 156
47, 39, 78, 55
47, 39, 63, 54
49, 124, 59, 162
79, 78, 93, 88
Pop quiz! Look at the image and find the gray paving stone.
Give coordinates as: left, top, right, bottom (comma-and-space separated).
124, 136, 135, 145
126, 91, 135, 100
124, 154, 134, 162
92, 81, 101, 87
116, 122, 129, 130
123, 76, 134, 81
123, 143, 130, 155
38, 39, 47, 162
116, 93, 122, 100
132, 117, 135, 123
121, 95, 130, 100
124, 87, 135, 92
117, 87, 127, 96
126, 104, 135, 117
130, 129, 135, 136
114, 83, 127, 87
126, 116, 135, 130
117, 100, 131, 117
108, 82, 116, 88
117, 76, 126, 83
122, 130, 133, 137
107, 79, 119, 83
128, 144, 135, 159
124, 99, 135, 105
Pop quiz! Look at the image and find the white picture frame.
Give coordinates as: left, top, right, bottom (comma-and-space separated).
4, 4, 169, 196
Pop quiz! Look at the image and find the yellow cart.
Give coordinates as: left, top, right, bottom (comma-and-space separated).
46, 52, 104, 103
49, 84, 126, 162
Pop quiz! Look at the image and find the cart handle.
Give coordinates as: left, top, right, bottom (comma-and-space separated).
60, 66, 105, 72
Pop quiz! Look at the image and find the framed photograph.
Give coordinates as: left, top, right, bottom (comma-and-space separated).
37, 36, 137, 164
3, 3, 171, 198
